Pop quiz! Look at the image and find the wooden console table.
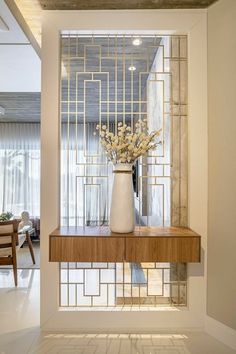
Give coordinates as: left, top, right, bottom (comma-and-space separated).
49, 226, 201, 263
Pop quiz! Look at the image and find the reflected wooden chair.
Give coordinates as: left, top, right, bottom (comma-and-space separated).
0, 220, 35, 286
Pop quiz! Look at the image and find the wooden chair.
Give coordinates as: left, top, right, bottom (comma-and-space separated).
0, 220, 35, 286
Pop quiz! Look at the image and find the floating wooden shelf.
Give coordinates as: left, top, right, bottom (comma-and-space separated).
49, 226, 201, 263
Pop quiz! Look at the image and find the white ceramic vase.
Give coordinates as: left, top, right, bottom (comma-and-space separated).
110, 163, 135, 233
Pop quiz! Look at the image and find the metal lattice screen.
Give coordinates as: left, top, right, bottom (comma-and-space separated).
60, 262, 187, 307
60, 34, 188, 308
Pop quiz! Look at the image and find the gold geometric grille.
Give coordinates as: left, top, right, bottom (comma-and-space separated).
60, 34, 188, 308
60, 262, 187, 307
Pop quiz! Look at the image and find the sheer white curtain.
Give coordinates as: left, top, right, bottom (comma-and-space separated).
0, 122, 111, 223
0, 123, 40, 217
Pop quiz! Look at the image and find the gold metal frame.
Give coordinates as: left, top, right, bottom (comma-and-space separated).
60, 262, 187, 307
60, 34, 188, 308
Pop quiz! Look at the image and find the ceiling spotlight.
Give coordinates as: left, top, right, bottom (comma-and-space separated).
128, 65, 136, 71
132, 37, 142, 46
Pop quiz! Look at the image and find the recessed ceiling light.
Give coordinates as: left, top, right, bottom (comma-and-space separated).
128, 65, 136, 71
132, 37, 142, 46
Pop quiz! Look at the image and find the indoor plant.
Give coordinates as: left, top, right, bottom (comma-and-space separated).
0, 211, 14, 222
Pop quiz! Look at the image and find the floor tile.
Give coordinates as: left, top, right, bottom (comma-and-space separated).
0, 269, 235, 354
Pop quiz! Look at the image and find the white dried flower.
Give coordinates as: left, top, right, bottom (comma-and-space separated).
96, 120, 161, 165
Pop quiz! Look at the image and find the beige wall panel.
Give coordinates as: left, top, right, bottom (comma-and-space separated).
207, 0, 236, 330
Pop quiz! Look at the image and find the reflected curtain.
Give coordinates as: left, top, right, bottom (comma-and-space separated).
61, 122, 113, 226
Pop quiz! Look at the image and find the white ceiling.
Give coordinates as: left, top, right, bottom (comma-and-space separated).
0, 0, 41, 92
0, 15, 9, 31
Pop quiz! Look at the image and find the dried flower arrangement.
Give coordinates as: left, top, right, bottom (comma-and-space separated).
95, 119, 161, 164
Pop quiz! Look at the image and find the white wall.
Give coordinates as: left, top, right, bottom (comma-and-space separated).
0, 45, 41, 92
0, 0, 26, 43
0, 0, 41, 92
207, 0, 236, 331
41, 10, 208, 331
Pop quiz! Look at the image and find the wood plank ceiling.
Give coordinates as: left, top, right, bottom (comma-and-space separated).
39, 0, 218, 10
0, 93, 40, 123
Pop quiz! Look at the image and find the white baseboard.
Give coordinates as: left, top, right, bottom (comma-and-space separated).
42, 309, 205, 332
205, 315, 236, 351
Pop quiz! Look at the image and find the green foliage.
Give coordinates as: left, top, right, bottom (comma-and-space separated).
0, 212, 14, 221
